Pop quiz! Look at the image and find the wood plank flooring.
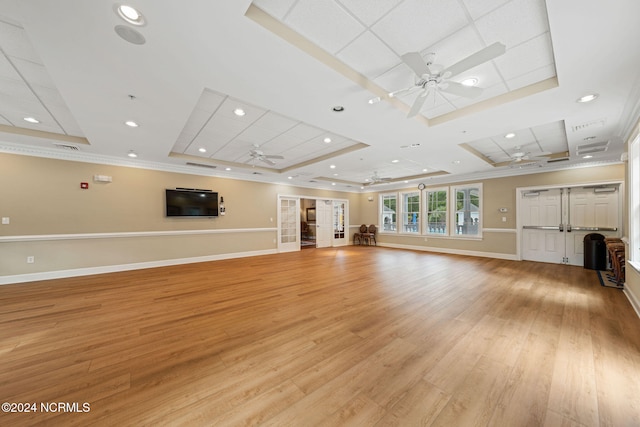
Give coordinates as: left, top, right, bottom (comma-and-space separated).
1, 246, 640, 426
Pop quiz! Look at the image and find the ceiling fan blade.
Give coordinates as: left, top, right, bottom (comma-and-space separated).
401, 52, 432, 77
407, 90, 429, 118
442, 42, 506, 78
389, 85, 421, 98
264, 154, 284, 160
260, 158, 276, 166
440, 81, 483, 98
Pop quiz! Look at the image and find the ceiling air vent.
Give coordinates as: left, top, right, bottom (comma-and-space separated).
547, 157, 569, 163
53, 143, 79, 151
571, 118, 605, 132
577, 146, 608, 156
252, 171, 262, 175
185, 162, 216, 169
576, 140, 609, 156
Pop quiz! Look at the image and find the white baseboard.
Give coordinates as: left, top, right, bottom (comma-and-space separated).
624, 287, 640, 320
377, 242, 519, 261
0, 249, 277, 286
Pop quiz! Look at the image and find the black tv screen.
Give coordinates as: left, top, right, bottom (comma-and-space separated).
166, 189, 218, 217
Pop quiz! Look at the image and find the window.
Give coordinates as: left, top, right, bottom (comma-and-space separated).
379, 183, 482, 238
452, 184, 482, 236
402, 191, 420, 233
426, 188, 448, 235
630, 134, 640, 265
381, 194, 397, 232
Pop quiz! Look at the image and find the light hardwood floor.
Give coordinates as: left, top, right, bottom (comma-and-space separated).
1, 247, 639, 426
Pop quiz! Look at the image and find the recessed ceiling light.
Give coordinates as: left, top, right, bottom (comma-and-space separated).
198, 147, 207, 153
460, 78, 478, 87
404, 180, 409, 183
330, 164, 336, 169
331, 182, 336, 186
116, 5, 145, 26
333, 173, 338, 176
391, 159, 399, 163
225, 167, 231, 171
505, 132, 516, 139
577, 93, 598, 103
125, 120, 139, 127
422, 168, 428, 172
452, 160, 461, 164
583, 155, 593, 159
233, 108, 246, 116
368, 97, 381, 104
332, 106, 344, 112
127, 151, 138, 158
23, 117, 40, 123
324, 137, 332, 143
287, 176, 293, 179
584, 136, 596, 140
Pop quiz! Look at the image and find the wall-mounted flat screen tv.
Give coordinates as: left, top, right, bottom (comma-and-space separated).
166, 189, 218, 217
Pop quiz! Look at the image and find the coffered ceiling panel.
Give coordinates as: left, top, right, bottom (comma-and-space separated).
171, 88, 368, 171
1, 0, 637, 190
252, 0, 557, 121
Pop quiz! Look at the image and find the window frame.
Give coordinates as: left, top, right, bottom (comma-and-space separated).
424, 187, 449, 236
450, 183, 483, 238
630, 134, 640, 269
380, 193, 398, 233
400, 190, 421, 234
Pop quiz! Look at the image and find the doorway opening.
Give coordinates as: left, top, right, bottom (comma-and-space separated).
300, 198, 316, 248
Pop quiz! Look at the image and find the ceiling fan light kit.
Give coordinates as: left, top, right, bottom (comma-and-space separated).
391, 42, 507, 118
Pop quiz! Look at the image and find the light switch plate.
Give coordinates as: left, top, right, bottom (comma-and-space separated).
1, 217, 9, 225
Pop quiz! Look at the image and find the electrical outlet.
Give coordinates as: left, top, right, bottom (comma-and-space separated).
1, 217, 9, 225
27, 256, 35, 264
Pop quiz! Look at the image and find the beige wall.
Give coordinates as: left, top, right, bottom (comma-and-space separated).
0, 151, 629, 287
367, 164, 625, 256
0, 153, 360, 279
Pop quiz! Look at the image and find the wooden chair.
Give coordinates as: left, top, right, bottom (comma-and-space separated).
363, 224, 377, 246
354, 224, 367, 245
605, 240, 625, 284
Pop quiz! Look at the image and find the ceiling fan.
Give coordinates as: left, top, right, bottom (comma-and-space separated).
508, 146, 550, 166
247, 144, 284, 166
391, 42, 506, 118
364, 171, 392, 186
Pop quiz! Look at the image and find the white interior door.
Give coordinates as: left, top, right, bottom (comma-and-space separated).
520, 185, 620, 265
565, 186, 620, 265
278, 197, 299, 252
332, 201, 348, 246
521, 188, 565, 264
316, 200, 332, 248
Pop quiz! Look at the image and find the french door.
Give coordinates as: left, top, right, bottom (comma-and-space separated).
277, 196, 300, 252
520, 185, 620, 265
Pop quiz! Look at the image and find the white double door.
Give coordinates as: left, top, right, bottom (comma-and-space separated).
277, 197, 347, 252
520, 185, 620, 265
